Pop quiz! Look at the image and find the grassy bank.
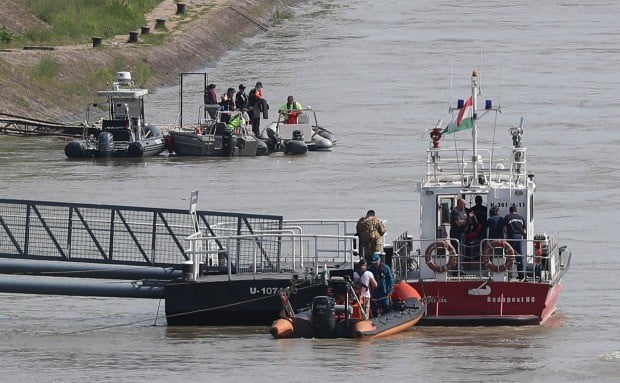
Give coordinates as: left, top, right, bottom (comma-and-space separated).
0, 0, 300, 121
1, 0, 162, 48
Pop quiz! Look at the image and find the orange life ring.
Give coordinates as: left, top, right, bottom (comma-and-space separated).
482, 240, 515, 272
424, 241, 457, 273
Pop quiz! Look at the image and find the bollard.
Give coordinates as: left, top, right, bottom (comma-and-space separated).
128, 31, 139, 43
176, 3, 186, 14
155, 18, 166, 29
92, 36, 102, 48
140, 26, 150, 35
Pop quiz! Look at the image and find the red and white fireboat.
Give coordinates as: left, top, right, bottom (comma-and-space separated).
389, 70, 572, 325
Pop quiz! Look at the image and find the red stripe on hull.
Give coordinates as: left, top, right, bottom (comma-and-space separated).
409, 279, 560, 325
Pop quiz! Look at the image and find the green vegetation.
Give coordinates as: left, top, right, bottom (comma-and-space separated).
141, 32, 166, 45
30, 55, 61, 83
0, 27, 14, 45
5, 0, 163, 47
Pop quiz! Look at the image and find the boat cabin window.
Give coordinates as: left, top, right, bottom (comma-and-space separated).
437, 196, 454, 239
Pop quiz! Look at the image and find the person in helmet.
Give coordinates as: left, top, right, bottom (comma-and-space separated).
369, 253, 394, 316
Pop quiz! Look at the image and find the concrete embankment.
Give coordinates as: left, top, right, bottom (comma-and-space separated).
0, 0, 299, 122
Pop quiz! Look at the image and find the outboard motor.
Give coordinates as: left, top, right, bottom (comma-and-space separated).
127, 141, 144, 157
311, 296, 336, 338
292, 130, 304, 141
97, 131, 114, 157
265, 127, 281, 153
222, 131, 235, 157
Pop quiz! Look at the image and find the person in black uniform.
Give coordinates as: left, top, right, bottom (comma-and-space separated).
235, 84, 248, 111
503, 205, 527, 280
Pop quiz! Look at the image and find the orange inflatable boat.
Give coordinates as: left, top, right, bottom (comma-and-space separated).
270, 279, 425, 339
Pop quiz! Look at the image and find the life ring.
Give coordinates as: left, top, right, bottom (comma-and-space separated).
482, 240, 515, 272
424, 241, 457, 273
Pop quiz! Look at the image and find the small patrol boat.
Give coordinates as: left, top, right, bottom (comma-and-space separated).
166, 108, 267, 157
261, 107, 336, 155
269, 278, 425, 339
64, 72, 165, 158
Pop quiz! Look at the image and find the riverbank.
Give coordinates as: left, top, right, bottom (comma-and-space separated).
0, 0, 298, 122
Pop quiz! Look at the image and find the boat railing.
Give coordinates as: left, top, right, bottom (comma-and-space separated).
183, 231, 357, 281
390, 232, 569, 283
426, 146, 527, 186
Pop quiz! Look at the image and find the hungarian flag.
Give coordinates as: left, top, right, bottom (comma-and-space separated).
443, 96, 474, 134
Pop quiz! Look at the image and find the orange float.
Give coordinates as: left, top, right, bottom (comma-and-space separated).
424, 241, 457, 273
482, 240, 515, 272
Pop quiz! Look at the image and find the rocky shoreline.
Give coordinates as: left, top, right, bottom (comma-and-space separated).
0, 0, 299, 122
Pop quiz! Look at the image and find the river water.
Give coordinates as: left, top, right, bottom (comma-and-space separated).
1, 0, 619, 381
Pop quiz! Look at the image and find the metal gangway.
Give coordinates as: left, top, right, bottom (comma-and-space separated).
0, 198, 283, 282
0, 112, 88, 137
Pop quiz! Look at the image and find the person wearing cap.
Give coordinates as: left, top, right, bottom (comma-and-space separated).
236, 84, 248, 110
356, 209, 386, 262
247, 82, 269, 137
369, 252, 394, 317
353, 259, 377, 318
278, 95, 303, 124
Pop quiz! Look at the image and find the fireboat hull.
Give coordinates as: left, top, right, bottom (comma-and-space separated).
410, 278, 563, 326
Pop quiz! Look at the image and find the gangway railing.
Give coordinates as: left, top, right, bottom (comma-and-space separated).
0, 199, 282, 269
183, 231, 358, 281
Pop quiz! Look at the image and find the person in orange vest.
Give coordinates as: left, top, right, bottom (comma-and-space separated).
248, 82, 269, 137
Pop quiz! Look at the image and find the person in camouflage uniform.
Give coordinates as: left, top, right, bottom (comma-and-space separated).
356, 210, 386, 261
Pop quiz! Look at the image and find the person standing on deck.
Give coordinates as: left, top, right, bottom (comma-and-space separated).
369, 253, 394, 317
503, 205, 527, 280
450, 198, 468, 256
204, 83, 218, 119
235, 84, 248, 111
353, 259, 377, 318
247, 82, 269, 137
486, 205, 504, 240
356, 210, 386, 262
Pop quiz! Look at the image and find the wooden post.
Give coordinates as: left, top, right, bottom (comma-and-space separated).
155, 18, 166, 29
140, 26, 150, 35
92, 36, 102, 48
128, 31, 139, 43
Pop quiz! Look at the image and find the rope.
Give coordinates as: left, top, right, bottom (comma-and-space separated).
55, 280, 319, 335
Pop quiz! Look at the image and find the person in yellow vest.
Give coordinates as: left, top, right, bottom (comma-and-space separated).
278, 96, 303, 124
225, 113, 245, 134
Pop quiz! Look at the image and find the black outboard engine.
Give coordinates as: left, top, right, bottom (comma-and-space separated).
97, 131, 114, 157
265, 127, 281, 153
222, 131, 235, 157
311, 296, 336, 338
292, 130, 304, 141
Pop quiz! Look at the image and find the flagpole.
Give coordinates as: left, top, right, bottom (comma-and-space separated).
471, 70, 479, 186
